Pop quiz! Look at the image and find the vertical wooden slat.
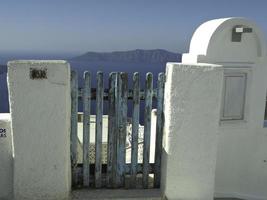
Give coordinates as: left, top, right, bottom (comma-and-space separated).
116, 72, 128, 187
113, 72, 120, 188
83, 71, 91, 187
107, 72, 116, 187
143, 72, 153, 189
130, 72, 140, 188
154, 73, 165, 188
95, 71, 104, 188
71, 70, 78, 186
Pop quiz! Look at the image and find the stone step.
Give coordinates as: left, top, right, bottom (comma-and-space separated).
72, 189, 244, 200
71, 189, 162, 200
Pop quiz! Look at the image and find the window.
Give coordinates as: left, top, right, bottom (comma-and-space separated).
221, 72, 247, 121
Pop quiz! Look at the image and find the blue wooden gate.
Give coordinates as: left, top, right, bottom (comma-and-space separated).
70, 71, 165, 189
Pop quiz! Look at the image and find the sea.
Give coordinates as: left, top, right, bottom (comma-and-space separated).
0, 54, 175, 124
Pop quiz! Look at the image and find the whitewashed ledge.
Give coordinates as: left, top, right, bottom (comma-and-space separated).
71, 189, 243, 200
71, 189, 161, 200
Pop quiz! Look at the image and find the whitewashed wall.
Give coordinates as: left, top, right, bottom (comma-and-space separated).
8, 60, 71, 200
161, 63, 223, 200
183, 18, 267, 200
0, 114, 13, 199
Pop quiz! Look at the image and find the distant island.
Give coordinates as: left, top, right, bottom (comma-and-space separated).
71, 49, 181, 63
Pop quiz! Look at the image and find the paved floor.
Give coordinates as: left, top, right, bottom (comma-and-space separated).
72, 189, 244, 200
215, 199, 243, 200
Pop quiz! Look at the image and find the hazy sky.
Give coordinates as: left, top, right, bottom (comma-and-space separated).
0, 0, 266, 55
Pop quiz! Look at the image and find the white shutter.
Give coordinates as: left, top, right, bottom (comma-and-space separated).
221, 73, 247, 120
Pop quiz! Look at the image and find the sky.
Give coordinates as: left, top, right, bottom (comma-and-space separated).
0, 0, 266, 56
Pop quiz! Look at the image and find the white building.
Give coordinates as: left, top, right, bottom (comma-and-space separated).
182, 17, 267, 200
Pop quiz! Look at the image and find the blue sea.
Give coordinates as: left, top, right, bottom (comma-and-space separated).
1, 58, 169, 123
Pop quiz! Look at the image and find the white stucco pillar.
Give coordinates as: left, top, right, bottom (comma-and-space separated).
161, 63, 223, 200
0, 113, 13, 199
8, 60, 71, 200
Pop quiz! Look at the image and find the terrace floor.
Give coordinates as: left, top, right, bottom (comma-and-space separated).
71, 189, 244, 200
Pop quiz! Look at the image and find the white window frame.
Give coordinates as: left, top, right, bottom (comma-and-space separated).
220, 67, 252, 123
264, 93, 267, 127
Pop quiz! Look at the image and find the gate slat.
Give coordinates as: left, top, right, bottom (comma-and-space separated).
116, 72, 128, 187
143, 72, 153, 189
130, 72, 140, 188
95, 71, 104, 188
71, 70, 78, 186
107, 73, 117, 187
83, 71, 91, 187
113, 72, 120, 188
154, 73, 165, 188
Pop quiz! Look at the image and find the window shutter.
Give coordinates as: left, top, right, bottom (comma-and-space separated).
221, 73, 247, 120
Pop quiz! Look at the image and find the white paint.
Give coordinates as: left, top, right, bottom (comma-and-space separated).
8, 60, 71, 200
0, 113, 13, 199
182, 18, 267, 199
161, 63, 223, 200
150, 109, 157, 163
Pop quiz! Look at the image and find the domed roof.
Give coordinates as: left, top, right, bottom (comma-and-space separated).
184, 17, 266, 63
